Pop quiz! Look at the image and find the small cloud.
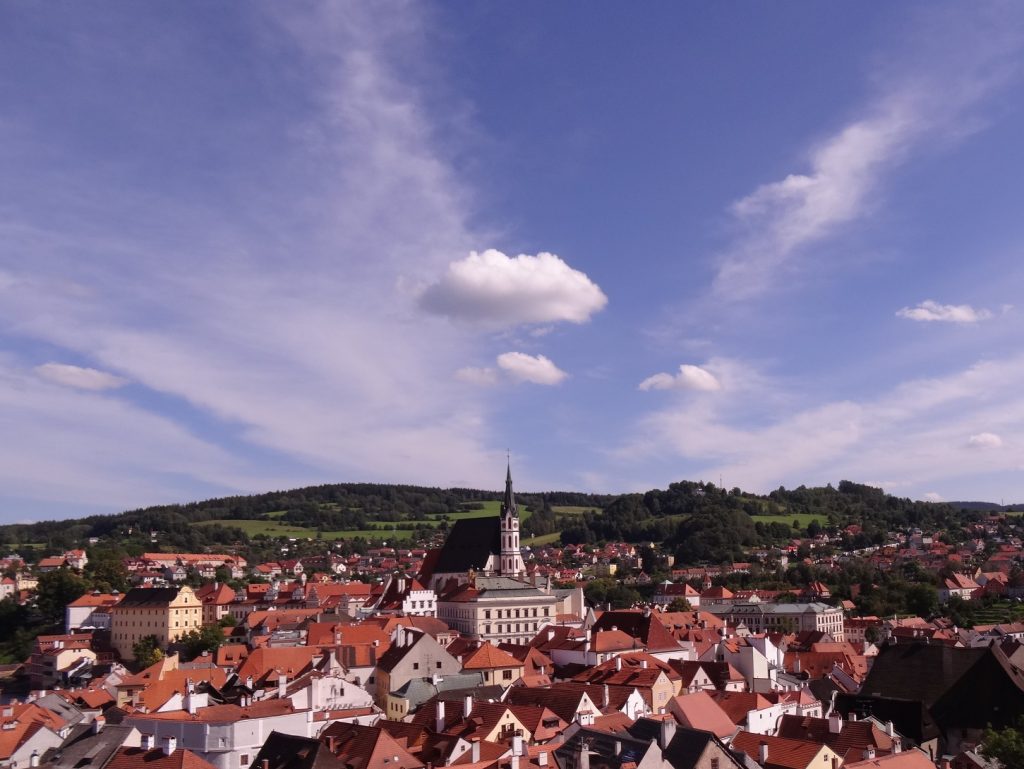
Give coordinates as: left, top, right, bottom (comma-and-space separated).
496, 352, 567, 386
35, 362, 128, 391
638, 364, 722, 392
420, 249, 607, 328
455, 367, 499, 386
968, 431, 1003, 448
924, 492, 944, 502
897, 300, 992, 323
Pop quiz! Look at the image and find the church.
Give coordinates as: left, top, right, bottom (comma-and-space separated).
421, 463, 527, 591
421, 464, 585, 646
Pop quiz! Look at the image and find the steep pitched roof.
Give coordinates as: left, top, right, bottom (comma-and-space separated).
431, 518, 500, 574
730, 732, 828, 769
250, 732, 344, 769
104, 747, 219, 769
669, 692, 736, 739
462, 643, 522, 671
591, 610, 679, 651
776, 714, 893, 756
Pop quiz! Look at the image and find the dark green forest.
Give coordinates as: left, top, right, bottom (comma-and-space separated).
0, 478, 995, 570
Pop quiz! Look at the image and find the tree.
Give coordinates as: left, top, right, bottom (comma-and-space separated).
983, 716, 1024, 768
35, 568, 88, 627
666, 597, 692, 612
133, 635, 164, 669
178, 625, 225, 660
905, 583, 939, 618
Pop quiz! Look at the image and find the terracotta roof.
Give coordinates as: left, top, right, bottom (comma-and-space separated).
106, 747, 219, 769
462, 643, 523, 671
668, 691, 736, 738
128, 699, 296, 723
319, 722, 426, 769
710, 691, 773, 725
731, 732, 829, 769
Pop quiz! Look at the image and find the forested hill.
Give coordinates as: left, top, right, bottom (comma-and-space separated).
560, 480, 993, 564
0, 482, 614, 557
0, 478, 998, 565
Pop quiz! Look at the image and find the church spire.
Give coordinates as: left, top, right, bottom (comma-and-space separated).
503, 460, 517, 517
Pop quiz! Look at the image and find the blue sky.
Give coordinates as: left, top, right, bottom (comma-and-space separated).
2, 2, 1024, 520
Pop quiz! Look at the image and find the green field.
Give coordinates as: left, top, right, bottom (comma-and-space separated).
197, 519, 422, 541
524, 532, 562, 546
551, 506, 598, 515
748, 512, 825, 527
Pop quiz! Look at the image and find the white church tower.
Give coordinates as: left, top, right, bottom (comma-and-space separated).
499, 463, 527, 578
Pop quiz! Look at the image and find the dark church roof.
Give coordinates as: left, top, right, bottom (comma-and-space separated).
431, 517, 500, 574
838, 642, 1024, 743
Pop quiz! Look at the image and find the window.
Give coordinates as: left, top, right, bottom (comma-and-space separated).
413, 662, 419, 670
240, 757, 250, 767
436, 661, 442, 669
503, 670, 513, 681
711, 761, 719, 769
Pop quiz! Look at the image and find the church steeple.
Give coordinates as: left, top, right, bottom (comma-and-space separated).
502, 462, 517, 517
499, 460, 526, 578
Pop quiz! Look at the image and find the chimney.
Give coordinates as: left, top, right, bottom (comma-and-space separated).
538, 753, 548, 767
658, 718, 676, 749
577, 741, 590, 769
828, 713, 842, 734
464, 694, 473, 717
263, 761, 270, 769
436, 700, 446, 733
512, 736, 524, 757
847, 712, 857, 722
602, 684, 609, 708
615, 656, 622, 672
893, 739, 902, 754
141, 735, 155, 751
471, 742, 481, 763
641, 660, 648, 670
884, 721, 893, 736
162, 736, 177, 756
278, 671, 287, 698
862, 747, 875, 761
29, 752, 39, 768
91, 715, 105, 734
758, 742, 768, 766
511, 756, 520, 769
246, 675, 254, 690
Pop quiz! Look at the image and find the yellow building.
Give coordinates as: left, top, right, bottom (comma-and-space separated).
110, 586, 202, 660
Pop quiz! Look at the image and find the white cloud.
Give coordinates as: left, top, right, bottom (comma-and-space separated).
924, 492, 944, 502
496, 352, 567, 386
0, 5, 517, 514
34, 362, 127, 391
897, 300, 993, 323
968, 431, 1003, 448
712, 11, 1024, 299
419, 249, 607, 328
455, 367, 499, 386
621, 355, 1024, 497
639, 364, 722, 392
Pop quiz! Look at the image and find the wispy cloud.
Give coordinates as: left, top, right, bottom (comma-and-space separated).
713, 8, 1024, 299
638, 364, 721, 392
34, 362, 127, 391
0, 5, 511, 514
968, 431, 1003, 449
897, 300, 993, 323
622, 355, 1024, 497
496, 352, 567, 386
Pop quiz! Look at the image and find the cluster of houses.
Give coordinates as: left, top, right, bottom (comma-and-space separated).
3, 543, 1022, 769
5, 488, 1024, 769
